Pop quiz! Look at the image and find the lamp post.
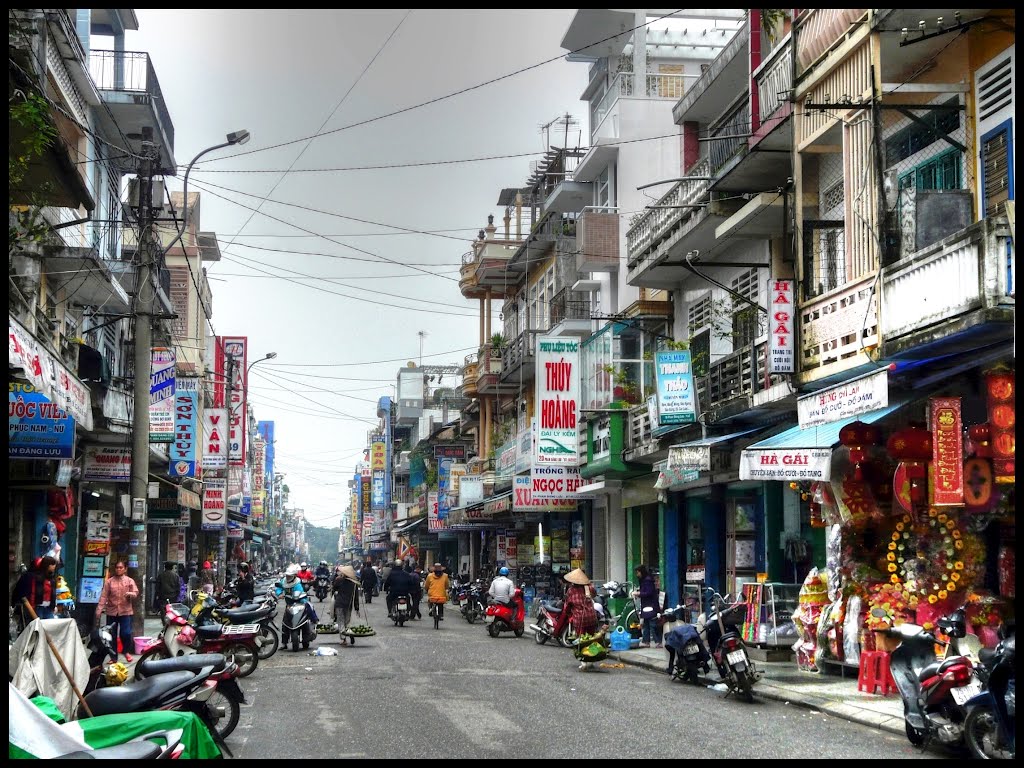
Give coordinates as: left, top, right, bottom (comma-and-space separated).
218, 351, 276, 584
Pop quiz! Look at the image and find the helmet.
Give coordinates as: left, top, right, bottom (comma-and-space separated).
395, 559, 403, 567
320, 560, 327, 566
286, 564, 300, 577
498, 567, 510, 576
177, 625, 197, 647
104, 662, 129, 686
300, 562, 308, 569
203, 561, 212, 570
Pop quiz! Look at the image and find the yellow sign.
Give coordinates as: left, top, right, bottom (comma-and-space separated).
756, 572, 768, 583
370, 440, 386, 471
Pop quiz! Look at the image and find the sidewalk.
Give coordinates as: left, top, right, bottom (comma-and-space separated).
616, 644, 906, 735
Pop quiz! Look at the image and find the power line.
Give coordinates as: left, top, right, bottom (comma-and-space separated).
260, 345, 475, 368
189, 9, 686, 165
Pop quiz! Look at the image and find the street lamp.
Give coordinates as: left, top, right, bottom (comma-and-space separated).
247, 351, 278, 377
163, 130, 251, 257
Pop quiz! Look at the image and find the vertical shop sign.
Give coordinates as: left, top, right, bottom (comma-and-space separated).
535, 337, 580, 465
202, 478, 227, 530
202, 408, 228, 469
169, 389, 197, 477
930, 397, 964, 505
655, 350, 698, 424
768, 279, 795, 373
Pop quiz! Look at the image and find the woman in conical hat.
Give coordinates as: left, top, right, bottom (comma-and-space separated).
332, 564, 361, 641
563, 568, 591, 585
563, 568, 597, 635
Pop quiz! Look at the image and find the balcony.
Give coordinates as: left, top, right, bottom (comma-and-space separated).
477, 345, 514, 395
672, 24, 749, 125
793, 9, 868, 79
626, 158, 745, 289
577, 208, 619, 273
500, 329, 540, 385
39, 244, 131, 312
549, 288, 592, 337
592, 71, 690, 142
534, 148, 589, 216
460, 352, 479, 397
881, 217, 1015, 358
88, 50, 176, 173
459, 240, 525, 300
800, 274, 878, 384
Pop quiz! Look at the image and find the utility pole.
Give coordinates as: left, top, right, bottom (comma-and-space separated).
129, 126, 157, 638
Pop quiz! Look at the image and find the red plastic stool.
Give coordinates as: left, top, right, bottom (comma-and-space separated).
857, 650, 897, 695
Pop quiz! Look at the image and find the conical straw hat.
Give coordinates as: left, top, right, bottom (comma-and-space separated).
339, 565, 358, 582
563, 568, 590, 585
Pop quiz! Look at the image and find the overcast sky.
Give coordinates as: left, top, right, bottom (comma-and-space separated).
126, 10, 588, 527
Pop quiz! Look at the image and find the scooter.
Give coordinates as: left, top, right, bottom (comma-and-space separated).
191, 590, 280, 660
281, 592, 318, 651
963, 620, 1015, 759
462, 580, 487, 624
484, 587, 526, 638
314, 575, 330, 602
135, 601, 261, 677
664, 622, 712, 684
886, 611, 979, 749
530, 596, 581, 648
700, 590, 759, 703
390, 594, 411, 627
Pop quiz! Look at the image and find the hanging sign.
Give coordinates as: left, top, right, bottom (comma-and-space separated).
202, 408, 229, 469
169, 389, 198, 477
930, 397, 964, 505
797, 369, 888, 428
202, 478, 227, 530
768, 278, 795, 373
739, 448, 832, 481
655, 350, 698, 425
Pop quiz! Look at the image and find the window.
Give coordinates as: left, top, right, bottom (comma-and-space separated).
595, 165, 614, 210
730, 269, 761, 350
981, 124, 1012, 217
884, 98, 961, 167
898, 148, 962, 192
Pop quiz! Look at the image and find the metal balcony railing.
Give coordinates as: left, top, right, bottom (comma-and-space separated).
626, 158, 712, 263
550, 288, 591, 326
755, 37, 793, 123
591, 71, 689, 139
88, 50, 175, 150
709, 99, 749, 175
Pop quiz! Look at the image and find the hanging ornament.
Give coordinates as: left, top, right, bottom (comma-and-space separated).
888, 424, 932, 511
984, 369, 1015, 483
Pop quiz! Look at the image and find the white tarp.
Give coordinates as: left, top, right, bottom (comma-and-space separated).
9, 617, 90, 721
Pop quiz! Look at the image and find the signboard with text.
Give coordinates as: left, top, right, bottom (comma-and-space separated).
768, 279, 795, 373
535, 337, 580, 465
202, 408, 229, 469
655, 350, 698, 425
930, 397, 964, 505
169, 390, 198, 477
798, 369, 888, 428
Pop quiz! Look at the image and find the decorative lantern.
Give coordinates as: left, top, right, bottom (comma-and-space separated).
967, 424, 992, 458
888, 424, 933, 509
839, 420, 881, 482
984, 370, 1015, 484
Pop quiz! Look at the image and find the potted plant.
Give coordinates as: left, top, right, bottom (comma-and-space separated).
489, 333, 506, 357
602, 365, 641, 405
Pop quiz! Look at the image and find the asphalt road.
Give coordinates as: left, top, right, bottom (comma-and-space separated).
226, 592, 952, 759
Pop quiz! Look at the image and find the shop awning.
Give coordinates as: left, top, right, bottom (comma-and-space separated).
744, 400, 908, 451
667, 427, 764, 470
392, 517, 425, 535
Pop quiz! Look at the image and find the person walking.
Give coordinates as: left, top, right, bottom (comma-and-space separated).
199, 561, 215, 595
562, 568, 598, 637
11, 556, 59, 631
95, 561, 140, 662
155, 561, 182, 611
332, 565, 360, 642
632, 564, 663, 648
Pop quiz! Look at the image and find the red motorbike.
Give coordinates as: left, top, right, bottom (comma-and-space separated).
484, 587, 526, 638
133, 601, 261, 678
529, 595, 581, 648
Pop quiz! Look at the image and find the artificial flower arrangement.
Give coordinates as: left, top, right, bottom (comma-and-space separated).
887, 509, 984, 604
864, 581, 917, 631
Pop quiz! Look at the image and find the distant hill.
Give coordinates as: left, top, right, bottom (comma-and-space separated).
304, 524, 341, 564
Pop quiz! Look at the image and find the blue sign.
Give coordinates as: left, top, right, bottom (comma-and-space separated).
437, 457, 454, 520
258, 420, 275, 481
9, 383, 76, 458
655, 350, 699, 425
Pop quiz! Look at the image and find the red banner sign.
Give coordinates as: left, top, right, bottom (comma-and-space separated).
930, 397, 964, 505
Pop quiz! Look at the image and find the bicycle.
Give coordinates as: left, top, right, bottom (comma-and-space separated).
429, 601, 442, 630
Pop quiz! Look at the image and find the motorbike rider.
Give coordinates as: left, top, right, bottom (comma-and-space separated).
314, 560, 331, 581
424, 562, 451, 621
296, 562, 315, 586
383, 558, 414, 618
235, 562, 255, 603
275, 564, 318, 624
406, 563, 423, 620
488, 566, 515, 606
360, 559, 378, 604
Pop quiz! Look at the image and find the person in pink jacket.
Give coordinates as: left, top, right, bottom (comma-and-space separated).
95, 561, 140, 661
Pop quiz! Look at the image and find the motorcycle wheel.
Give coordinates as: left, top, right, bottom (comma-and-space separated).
256, 625, 279, 660
132, 645, 171, 680
558, 624, 580, 649
514, 627, 524, 638
206, 688, 241, 740
534, 622, 550, 645
965, 704, 1013, 760
291, 632, 299, 652
734, 669, 755, 703
222, 641, 258, 678
903, 704, 927, 747
488, 623, 500, 638
465, 610, 477, 625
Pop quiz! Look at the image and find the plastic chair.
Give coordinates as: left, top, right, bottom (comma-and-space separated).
857, 650, 897, 695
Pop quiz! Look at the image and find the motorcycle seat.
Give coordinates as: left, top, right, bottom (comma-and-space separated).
137, 653, 228, 677
84, 670, 197, 716
196, 623, 226, 639
542, 600, 563, 612
216, 607, 271, 622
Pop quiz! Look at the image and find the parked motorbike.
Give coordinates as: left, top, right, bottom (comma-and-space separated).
484, 587, 526, 638
314, 575, 330, 602
887, 610, 978, 748
664, 622, 712, 684
963, 621, 1015, 759
135, 601, 261, 677
700, 590, 759, 702
81, 625, 236, 755
390, 594, 411, 627
193, 590, 280, 660
530, 597, 581, 648
461, 580, 487, 624
281, 592, 318, 650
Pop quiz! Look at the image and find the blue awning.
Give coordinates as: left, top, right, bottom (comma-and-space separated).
745, 400, 908, 451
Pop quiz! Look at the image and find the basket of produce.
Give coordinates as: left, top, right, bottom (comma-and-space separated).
341, 624, 376, 638
573, 631, 610, 664
316, 622, 340, 634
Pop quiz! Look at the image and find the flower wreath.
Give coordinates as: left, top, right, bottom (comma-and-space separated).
887, 508, 984, 603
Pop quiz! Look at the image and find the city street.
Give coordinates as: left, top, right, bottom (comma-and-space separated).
225, 595, 949, 760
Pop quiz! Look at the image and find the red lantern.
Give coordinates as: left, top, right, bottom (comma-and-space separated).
968, 424, 992, 458
888, 425, 933, 511
985, 370, 1015, 483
